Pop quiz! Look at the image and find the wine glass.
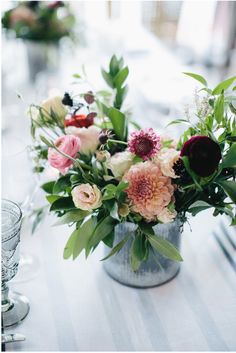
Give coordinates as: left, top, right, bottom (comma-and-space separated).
2, 136, 41, 282
1, 199, 30, 327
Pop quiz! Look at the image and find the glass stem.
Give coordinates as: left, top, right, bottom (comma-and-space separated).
1, 282, 12, 312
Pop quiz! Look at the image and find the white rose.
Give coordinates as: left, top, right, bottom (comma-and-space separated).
65, 125, 100, 155
158, 207, 177, 224
106, 151, 134, 178
40, 96, 67, 126
157, 148, 180, 178
72, 184, 102, 211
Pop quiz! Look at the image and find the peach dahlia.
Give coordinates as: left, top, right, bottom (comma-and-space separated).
123, 161, 175, 221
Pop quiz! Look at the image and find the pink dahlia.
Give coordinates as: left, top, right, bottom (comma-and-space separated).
123, 161, 175, 221
128, 128, 161, 160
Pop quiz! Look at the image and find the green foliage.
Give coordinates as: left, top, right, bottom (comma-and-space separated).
88, 216, 116, 250
101, 234, 130, 261
147, 234, 183, 262
217, 180, 236, 203
50, 197, 75, 211
183, 72, 207, 86
212, 76, 236, 95
188, 201, 212, 216
221, 143, 236, 168
41, 181, 55, 194
107, 107, 127, 140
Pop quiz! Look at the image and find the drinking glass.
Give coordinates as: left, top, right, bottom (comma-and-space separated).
1, 199, 30, 327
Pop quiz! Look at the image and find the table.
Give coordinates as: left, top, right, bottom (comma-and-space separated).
2, 23, 236, 352
4, 210, 236, 351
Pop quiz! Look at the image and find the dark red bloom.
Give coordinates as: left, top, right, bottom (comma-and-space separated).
180, 136, 221, 177
64, 114, 95, 128
48, 1, 64, 9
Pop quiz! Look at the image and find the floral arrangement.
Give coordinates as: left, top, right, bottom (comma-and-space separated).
29, 56, 236, 270
2, 1, 75, 42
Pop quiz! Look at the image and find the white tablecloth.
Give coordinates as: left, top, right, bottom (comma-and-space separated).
4, 211, 236, 351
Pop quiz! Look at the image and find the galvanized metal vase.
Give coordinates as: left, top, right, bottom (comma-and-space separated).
103, 220, 182, 288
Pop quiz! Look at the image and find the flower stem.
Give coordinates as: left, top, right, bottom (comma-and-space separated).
108, 139, 128, 146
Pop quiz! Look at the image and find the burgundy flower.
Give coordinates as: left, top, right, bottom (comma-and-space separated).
64, 113, 95, 128
180, 136, 221, 177
128, 128, 161, 160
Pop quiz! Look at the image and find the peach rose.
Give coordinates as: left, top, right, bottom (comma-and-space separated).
72, 184, 102, 211
40, 96, 68, 126
65, 126, 100, 155
156, 148, 180, 178
48, 135, 81, 174
157, 207, 177, 224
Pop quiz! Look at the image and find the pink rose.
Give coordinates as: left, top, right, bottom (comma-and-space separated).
65, 126, 100, 155
48, 135, 81, 174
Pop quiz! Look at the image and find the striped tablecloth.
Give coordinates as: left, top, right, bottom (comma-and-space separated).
4, 210, 236, 351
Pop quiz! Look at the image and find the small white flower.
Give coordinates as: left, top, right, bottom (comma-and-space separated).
106, 151, 134, 178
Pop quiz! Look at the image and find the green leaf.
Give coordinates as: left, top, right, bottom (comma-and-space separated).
229, 103, 236, 115
40, 135, 53, 147
222, 143, 236, 168
73, 217, 96, 260
102, 230, 115, 248
41, 181, 55, 194
102, 184, 117, 200
233, 86, 236, 91
182, 156, 202, 191
88, 216, 116, 248
188, 200, 212, 216
130, 240, 141, 271
214, 93, 224, 123
101, 234, 130, 261
198, 87, 212, 94
109, 55, 119, 76
63, 230, 78, 259
148, 234, 183, 262
212, 76, 236, 95
167, 119, 191, 127
116, 181, 129, 195
183, 72, 207, 86
50, 197, 75, 211
46, 195, 62, 204
217, 180, 236, 203
110, 202, 120, 221
53, 176, 71, 194
72, 73, 82, 79
101, 69, 114, 88
114, 66, 129, 87
130, 120, 141, 130
132, 233, 146, 262
53, 210, 89, 226
107, 107, 126, 140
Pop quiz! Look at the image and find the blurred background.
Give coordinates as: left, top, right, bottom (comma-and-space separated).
2, 0, 236, 201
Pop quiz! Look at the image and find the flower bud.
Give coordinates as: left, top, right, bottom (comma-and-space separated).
118, 203, 130, 217
96, 150, 110, 163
